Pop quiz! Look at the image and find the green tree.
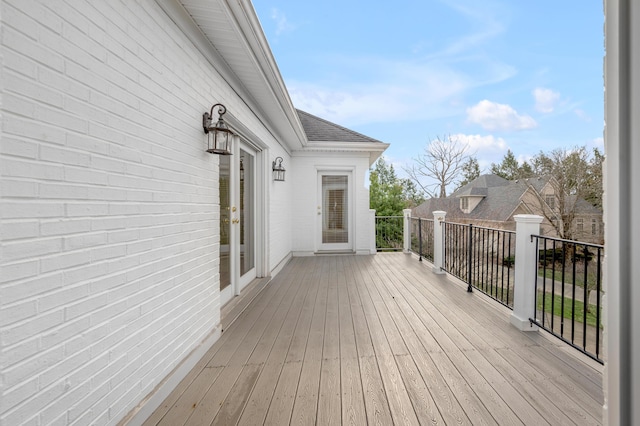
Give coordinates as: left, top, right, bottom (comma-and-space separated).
455, 156, 481, 190
370, 157, 425, 250
402, 179, 426, 208
490, 149, 533, 180
584, 147, 604, 210
370, 157, 405, 216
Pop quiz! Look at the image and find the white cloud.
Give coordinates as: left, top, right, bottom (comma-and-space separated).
466, 100, 537, 131
533, 88, 560, 113
287, 55, 516, 127
271, 8, 295, 36
435, 0, 507, 57
448, 133, 509, 170
451, 133, 508, 153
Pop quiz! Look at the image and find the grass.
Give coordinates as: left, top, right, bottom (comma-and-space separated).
538, 262, 602, 290
536, 291, 601, 328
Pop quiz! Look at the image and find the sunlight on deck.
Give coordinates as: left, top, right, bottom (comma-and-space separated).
144, 253, 603, 425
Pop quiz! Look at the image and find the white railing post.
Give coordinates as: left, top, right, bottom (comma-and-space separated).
510, 214, 543, 331
432, 211, 446, 274
369, 209, 376, 254
403, 209, 412, 253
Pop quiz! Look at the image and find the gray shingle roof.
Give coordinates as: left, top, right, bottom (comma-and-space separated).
413, 173, 602, 222
296, 109, 385, 144
450, 174, 510, 197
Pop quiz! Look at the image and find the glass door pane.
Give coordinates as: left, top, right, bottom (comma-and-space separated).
240, 151, 255, 277
322, 175, 349, 244
219, 154, 231, 293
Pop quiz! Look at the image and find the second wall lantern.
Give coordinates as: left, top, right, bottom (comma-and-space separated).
203, 103, 233, 155
272, 157, 285, 181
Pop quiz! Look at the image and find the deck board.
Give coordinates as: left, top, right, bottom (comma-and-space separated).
144, 253, 603, 425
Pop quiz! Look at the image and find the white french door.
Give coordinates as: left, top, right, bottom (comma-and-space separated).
219, 141, 257, 306
318, 172, 353, 252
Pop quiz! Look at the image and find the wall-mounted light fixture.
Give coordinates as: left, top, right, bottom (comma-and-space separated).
272, 157, 285, 181
203, 103, 233, 155
239, 157, 245, 182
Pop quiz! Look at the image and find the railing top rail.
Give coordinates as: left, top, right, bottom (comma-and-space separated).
531, 234, 604, 249
441, 221, 516, 235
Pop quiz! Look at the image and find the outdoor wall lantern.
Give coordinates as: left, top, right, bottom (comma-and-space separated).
272, 157, 285, 181
203, 103, 233, 155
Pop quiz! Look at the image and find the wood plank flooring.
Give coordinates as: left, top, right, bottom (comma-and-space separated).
143, 253, 603, 425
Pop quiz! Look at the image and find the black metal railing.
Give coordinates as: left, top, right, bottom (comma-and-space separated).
410, 218, 434, 262
375, 216, 404, 251
442, 222, 470, 284
442, 222, 516, 308
530, 235, 604, 364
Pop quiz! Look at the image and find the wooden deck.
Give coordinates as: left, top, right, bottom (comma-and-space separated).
144, 253, 603, 425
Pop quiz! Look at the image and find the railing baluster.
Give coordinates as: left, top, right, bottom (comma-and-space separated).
583, 243, 589, 351
559, 240, 565, 338
542, 238, 548, 329
596, 247, 602, 359
467, 224, 473, 292
571, 243, 577, 345
418, 218, 423, 261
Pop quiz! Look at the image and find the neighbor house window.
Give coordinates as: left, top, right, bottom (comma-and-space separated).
545, 194, 555, 209
592, 219, 597, 235
461, 197, 468, 211
577, 218, 584, 233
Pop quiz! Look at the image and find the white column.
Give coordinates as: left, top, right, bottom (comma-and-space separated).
510, 214, 543, 331
604, 1, 640, 423
403, 209, 411, 253
432, 211, 446, 274
369, 209, 376, 254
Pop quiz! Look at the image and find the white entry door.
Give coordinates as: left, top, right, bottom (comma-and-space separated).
220, 141, 257, 306
318, 172, 352, 252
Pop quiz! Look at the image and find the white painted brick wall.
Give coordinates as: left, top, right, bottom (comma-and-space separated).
0, 0, 277, 424
268, 147, 293, 270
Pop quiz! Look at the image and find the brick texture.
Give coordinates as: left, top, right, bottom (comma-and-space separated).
0, 1, 245, 424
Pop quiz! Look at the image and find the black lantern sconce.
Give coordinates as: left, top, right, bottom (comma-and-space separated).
239, 158, 245, 182
272, 157, 285, 181
203, 103, 233, 155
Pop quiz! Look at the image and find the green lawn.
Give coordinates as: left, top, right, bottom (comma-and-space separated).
536, 291, 600, 328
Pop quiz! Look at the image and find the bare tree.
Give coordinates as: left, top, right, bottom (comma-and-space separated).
523, 147, 595, 240
404, 135, 471, 198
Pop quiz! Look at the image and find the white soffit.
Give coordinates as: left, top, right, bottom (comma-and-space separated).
174, 0, 307, 150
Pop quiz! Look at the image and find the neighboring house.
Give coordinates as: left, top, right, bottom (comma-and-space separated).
412, 174, 604, 244
0, 1, 387, 425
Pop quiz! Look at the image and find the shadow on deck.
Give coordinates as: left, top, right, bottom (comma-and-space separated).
144, 253, 603, 425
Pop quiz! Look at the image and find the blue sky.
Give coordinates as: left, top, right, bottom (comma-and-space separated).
253, 0, 604, 178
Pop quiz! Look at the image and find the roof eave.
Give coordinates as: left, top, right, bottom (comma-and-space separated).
294, 141, 390, 165
160, 0, 307, 151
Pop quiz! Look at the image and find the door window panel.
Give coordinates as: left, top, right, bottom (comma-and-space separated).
322, 175, 348, 244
